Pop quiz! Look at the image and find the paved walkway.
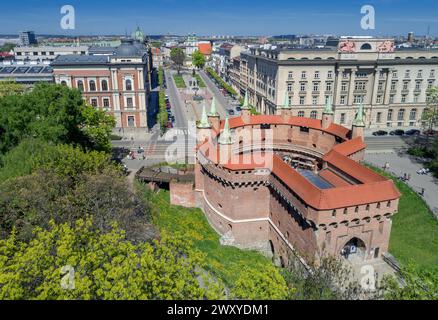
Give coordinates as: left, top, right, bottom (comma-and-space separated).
365, 152, 438, 218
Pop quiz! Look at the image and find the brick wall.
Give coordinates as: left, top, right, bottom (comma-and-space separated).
170, 181, 196, 208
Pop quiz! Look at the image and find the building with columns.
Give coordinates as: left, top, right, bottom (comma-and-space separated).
194, 93, 400, 268
52, 38, 151, 129
238, 37, 438, 129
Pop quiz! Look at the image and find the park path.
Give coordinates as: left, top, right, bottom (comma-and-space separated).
365, 152, 438, 218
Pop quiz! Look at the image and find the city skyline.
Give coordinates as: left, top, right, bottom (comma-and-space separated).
1, 0, 438, 36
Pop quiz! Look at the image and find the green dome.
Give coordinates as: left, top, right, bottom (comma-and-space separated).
132, 27, 145, 42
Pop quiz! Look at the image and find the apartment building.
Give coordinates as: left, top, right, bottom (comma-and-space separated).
14, 46, 89, 63
52, 38, 150, 129
238, 37, 438, 129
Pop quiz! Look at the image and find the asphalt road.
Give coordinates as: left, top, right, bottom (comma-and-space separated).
164, 68, 188, 129
198, 69, 232, 118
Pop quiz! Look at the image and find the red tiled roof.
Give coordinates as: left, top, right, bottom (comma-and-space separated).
271, 155, 399, 209
323, 150, 386, 183
197, 114, 400, 210
221, 115, 350, 140
332, 136, 366, 156
319, 169, 351, 187
198, 43, 212, 55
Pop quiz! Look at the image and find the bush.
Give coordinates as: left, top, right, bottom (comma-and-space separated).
206, 67, 237, 96
157, 91, 168, 134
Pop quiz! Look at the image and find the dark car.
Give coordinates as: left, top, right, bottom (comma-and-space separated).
236, 106, 242, 112
372, 130, 388, 136
423, 129, 438, 136
227, 109, 235, 115
390, 129, 405, 136
405, 129, 420, 136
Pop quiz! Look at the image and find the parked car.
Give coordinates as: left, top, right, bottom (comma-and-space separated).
236, 106, 242, 112
423, 129, 438, 136
227, 109, 235, 115
389, 129, 405, 136
372, 130, 388, 136
405, 129, 420, 136
166, 121, 174, 128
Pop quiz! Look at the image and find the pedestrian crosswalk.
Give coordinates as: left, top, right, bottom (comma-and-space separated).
364, 137, 408, 152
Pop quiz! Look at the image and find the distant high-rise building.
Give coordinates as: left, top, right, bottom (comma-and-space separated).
19, 31, 37, 46
407, 32, 414, 43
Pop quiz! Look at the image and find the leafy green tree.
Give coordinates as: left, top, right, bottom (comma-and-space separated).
0, 42, 15, 52
0, 80, 24, 97
0, 155, 156, 242
382, 264, 438, 300
170, 48, 185, 74
0, 138, 112, 183
192, 50, 206, 69
80, 105, 116, 152
423, 86, 438, 135
283, 255, 378, 300
231, 264, 290, 299
157, 91, 168, 134
0, 219, 225, 300
0, 83, 115, 155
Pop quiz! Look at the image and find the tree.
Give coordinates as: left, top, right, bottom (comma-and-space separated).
157, 91, 168, 134
0, 219, 225, 300
0, 143, 157, 242
170, 48, 185, 74
423, 86, 438, 136
80, 105, 116, 152
0, 138, 113, 183
231, 264, 290, 299
381, 264, 438, 300
0, 80, 24, 98
0, 42, 15, 52
0, 83, 115, 155
283, 255, 379, 300
192, 50, 206, 69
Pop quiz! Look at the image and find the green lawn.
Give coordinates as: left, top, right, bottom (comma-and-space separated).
369, 166, 438, 271
194, 74, 206, 88
173, 74, 187, 88
138, 185, 276, 286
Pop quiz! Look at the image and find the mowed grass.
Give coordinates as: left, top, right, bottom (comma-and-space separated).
173, 74, 187, 88
194, 74, 206, 88
138, 185, 275, 286
369, 165, 438, 271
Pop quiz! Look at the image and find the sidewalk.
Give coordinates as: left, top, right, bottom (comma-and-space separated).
365, 152, 438, 218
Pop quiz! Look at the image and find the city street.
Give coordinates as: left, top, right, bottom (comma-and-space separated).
198, 69, 232, 118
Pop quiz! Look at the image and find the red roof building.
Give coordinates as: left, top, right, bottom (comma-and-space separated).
194, 96, 400, 269
198, 42, 212, 56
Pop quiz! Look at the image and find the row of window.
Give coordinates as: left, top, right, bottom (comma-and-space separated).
287, 69, 436, 81
75, 79, 133, 92
287, 79, 435, 95
89, 97, 135, 108
338, 108, 419, 125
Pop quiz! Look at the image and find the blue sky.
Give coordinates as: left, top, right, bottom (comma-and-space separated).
1, 0, 438, 36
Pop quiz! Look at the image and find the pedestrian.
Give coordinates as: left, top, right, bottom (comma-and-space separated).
421, 188, 425, 196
